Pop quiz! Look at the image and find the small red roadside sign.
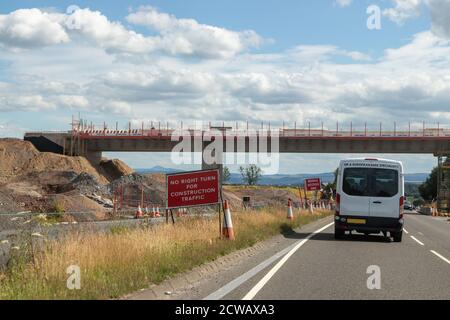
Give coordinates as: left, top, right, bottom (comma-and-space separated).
166, 169, 220, 209
305, 178, 321, 192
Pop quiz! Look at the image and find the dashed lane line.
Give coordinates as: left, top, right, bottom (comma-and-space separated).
430, 250, 450, 265
410, 236, 425, 246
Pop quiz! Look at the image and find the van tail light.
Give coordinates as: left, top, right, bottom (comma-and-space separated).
335, 193, 341, 216
399, 196, 404, 218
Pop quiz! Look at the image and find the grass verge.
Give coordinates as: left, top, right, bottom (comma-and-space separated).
0, 207, 331, 300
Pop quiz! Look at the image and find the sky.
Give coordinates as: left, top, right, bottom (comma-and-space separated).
0, 0, 449, 174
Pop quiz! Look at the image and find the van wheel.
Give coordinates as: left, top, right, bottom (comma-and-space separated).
392, 231, 403, 242
335, 226, 344, 239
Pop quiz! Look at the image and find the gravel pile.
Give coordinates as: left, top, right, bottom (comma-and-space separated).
57, 172, 108, 196
108, 173, 166, 206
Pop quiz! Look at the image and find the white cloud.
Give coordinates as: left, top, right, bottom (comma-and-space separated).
0, 7, 264, 60
0, 8, 69, 49
345, 51, 371, 61
0, 94, 55, 111
55, 95, 89, 109
63, 8, 157, 54
383, 0, 424, 24
334, 0, 353, 7
428, 0, 450, 39
224, 72, 312, 105
0, 6, 450, 134
126, 6, 264, 59
89, 70, 216, 103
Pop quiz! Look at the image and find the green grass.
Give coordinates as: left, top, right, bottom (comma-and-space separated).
0, 207, 331, 300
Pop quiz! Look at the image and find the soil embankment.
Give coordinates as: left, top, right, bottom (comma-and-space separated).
0, 139, 135, 216
0, 138, 308, 218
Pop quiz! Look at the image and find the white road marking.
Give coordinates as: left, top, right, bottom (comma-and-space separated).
403, 228, 409, 234
204, 220, 334, 300
418, 232, 424, 236
204, 239, 301, 300
410, 236, 425, 246
242, 222, 334, 300
430, 250, 450, 265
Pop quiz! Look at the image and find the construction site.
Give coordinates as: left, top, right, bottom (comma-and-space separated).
22, 118, 450, 215
0, 136, 325, 223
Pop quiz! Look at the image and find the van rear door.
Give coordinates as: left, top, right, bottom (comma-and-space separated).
369, 168, 401, 218
340, 167, 371, 217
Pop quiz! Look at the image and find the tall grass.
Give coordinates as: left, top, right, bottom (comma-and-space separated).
0, 207, 331, 300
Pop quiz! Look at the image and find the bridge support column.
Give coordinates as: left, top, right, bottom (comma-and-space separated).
202, 144, 223, 188
85, 151, 102, 165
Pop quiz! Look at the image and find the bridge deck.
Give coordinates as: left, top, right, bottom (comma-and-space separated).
70, 128, 450, 140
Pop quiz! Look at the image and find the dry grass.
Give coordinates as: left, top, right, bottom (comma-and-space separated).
0, 207, 331, 300
225, 185, 316, 198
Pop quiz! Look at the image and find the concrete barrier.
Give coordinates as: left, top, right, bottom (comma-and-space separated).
418, 206, 432, 216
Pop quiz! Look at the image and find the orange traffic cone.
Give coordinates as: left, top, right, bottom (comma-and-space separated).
145, 205, 149, 216
135, 205, 144, 219
287, 199, 294, 220
222, 200, 235, 240
151, 205, 156, 218
155, 205, 161, 217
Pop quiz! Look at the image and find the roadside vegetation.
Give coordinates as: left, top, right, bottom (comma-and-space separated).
419, 166, 438, 201
0, 207, 331, 300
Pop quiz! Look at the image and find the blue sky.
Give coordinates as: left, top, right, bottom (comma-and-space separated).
1, 0, 449, 174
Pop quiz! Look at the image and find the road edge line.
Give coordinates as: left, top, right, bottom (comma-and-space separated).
242, 222, 334, 300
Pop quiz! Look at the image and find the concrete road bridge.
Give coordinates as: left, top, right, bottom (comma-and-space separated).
24, 120, 450, 212
24, 121, 450, 160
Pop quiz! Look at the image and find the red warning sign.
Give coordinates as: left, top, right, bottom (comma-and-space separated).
305, 178, 321, 192
166, 169, 220, 209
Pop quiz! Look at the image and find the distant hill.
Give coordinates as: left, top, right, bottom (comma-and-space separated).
405, 182, 421, 197
227, 172, 336, 186
137, 167, 429, 186
136, 166, 183, 174
403, 173, 429, 183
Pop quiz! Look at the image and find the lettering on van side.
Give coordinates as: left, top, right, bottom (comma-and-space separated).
343, 162, 399, 169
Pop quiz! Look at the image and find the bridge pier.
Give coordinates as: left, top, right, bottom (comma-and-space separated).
201, 143, 223, 188
85, 151, 103, 165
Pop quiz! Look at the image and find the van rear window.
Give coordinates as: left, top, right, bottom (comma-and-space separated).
343, 168, 398, 197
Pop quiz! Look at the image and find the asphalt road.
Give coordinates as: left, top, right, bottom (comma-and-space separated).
199, 211, 450, 300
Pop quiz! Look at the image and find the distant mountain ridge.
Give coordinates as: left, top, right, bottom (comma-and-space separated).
136, 167, 429, 186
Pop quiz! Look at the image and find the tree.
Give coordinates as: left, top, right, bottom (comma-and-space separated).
322, 168, 339, 199
239, 165, 262, 186
419, 166, 438, 201
223, 166, 231, 183
413, 198, 425, 208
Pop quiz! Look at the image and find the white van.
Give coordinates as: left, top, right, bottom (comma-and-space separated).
335, 158, 404, 242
